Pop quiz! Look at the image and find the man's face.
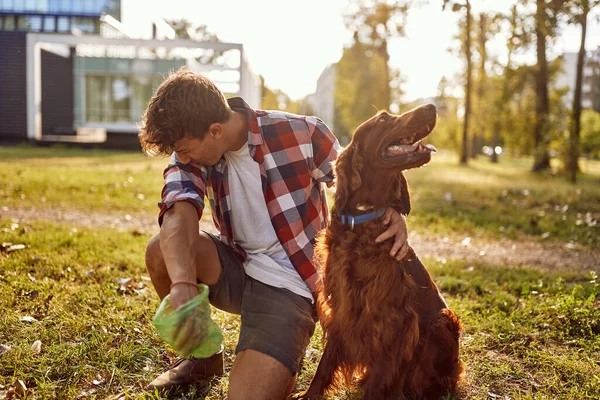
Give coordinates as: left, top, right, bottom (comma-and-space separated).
173, 135, 224, 166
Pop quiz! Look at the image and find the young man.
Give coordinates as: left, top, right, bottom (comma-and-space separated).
138, 68, 410, 400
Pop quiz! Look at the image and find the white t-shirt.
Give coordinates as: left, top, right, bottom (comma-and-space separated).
223, 142, 313, 300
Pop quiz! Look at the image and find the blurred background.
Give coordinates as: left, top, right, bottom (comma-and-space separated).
1, 2, 600, 399
1, 0, 599, 179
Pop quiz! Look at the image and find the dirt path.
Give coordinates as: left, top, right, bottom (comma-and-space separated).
2, 206, 598, 272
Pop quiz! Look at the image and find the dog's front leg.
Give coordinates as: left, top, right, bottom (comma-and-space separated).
291, 341, 342, 400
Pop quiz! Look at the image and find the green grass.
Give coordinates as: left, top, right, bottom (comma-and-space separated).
0, 220, 598, 399
0, 145, 166, 214
404, 151, 600, 248
2, 146, 599, 248
1, 146, 599, 399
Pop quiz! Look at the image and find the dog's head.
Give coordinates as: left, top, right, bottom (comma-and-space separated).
333, 104, 437, 215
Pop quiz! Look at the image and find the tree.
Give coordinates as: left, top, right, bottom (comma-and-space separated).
491, 5, 528, 163
443, 0, 474, 165
566, 0, 600, 182
528, 0, 569, 172
344, 0, 410, 110
335, 33, 390, 138
164, 19, 222, 64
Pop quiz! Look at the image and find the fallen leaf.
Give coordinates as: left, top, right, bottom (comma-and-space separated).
1, 243, 26, 253
30, 340, 41, 354
8, 244, 25, 252
114, 278, 132, 286
0, 344, 11, 355
92, 374, 104, 386
14, 379, 26, 396
20, 316, 38, 323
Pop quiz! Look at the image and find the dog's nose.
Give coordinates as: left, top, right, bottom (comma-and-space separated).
422, 104, 437, 114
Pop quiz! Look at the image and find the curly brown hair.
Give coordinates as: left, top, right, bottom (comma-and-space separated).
138, 67, 232, 156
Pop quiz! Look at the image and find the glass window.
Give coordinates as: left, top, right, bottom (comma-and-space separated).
24, 0, 37, 11
12, 0, 24, 11
72, 17, 95, 33
43, 15, 55, 31
58, 0, 70, 13
17, 16, 30, 30
86, 75, 107, 123
0, 1, 13, 11
48, 0, 59, 12
57, 16, 69, 31
110, 76, 131, 122
28, 15, 42, 31
132, 75, 153, 121
3, 15, 15, 31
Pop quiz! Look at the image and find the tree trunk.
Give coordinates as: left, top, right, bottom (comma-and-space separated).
472, 13, 488, 159
569, 11, 588, 183
461, 0, 473, 165
532, 0, 551, 172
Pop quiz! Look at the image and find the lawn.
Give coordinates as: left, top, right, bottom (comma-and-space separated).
1, 146, 599, 399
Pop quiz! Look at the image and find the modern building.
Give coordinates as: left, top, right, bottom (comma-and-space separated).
307, 63, 336, 134
0, 0, 261, 148
556, 47, 600, 113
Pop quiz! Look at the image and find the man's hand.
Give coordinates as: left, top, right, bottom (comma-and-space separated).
375, 208, 409, 261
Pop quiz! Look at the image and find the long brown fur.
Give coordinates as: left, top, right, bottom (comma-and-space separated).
294, 105, 464, 400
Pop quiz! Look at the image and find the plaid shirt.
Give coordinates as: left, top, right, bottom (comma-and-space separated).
158, 97, 340, 293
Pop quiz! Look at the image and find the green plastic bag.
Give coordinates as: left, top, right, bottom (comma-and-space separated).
152, 283, 223, 358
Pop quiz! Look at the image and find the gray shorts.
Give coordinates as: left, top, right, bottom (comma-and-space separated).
204, 232, 317, 374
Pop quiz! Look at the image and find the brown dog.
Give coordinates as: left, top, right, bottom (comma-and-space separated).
294, 104, 464, 399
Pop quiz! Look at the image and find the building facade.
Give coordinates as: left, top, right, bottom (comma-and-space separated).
0, 0, 261, 148
557, 47, 600, 113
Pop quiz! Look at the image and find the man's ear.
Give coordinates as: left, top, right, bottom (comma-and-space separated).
208, 123, 223, 139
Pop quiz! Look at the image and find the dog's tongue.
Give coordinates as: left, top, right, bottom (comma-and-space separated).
386, 144, 417, 156
386, 143, 437, 156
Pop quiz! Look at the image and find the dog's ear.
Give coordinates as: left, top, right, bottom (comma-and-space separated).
394, 172, 411, 215
333, 145, 362, 211
350, 150, 363, 192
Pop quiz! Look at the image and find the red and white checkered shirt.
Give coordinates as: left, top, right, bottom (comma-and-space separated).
158, 97, 340, 293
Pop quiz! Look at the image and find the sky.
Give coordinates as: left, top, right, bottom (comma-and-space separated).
154, 0, 600, 102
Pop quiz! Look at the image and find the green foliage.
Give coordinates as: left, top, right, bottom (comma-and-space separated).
580, 109, 600, 158
334, 39, 389, 143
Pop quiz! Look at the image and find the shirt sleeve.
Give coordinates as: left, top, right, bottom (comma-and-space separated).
306, 116, 341, 187
157, 153, 208, 226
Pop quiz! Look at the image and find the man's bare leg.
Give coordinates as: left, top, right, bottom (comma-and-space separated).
145, 231, 221, 299
144, 231, 224, 392
228, 349, 294, 400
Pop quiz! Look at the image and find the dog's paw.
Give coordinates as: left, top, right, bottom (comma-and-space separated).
289, 391, 321, 400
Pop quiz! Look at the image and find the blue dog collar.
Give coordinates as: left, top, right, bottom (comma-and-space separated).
339, 208, 387, 230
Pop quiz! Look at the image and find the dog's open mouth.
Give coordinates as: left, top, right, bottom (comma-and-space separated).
380, 122, 437, 163
384, 141, 437, 158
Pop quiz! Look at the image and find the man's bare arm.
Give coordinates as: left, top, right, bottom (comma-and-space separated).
159, 202, 200, 308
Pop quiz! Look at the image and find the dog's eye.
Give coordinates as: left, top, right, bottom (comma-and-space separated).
378, 115, 389, 123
